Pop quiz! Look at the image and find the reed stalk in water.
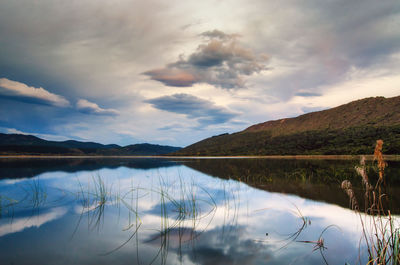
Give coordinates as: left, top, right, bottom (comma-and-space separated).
341, 140, 399, 265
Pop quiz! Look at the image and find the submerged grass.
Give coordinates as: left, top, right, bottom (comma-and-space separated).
19, 177, 48, 211
0, 195, 18, 218
72, 173, 114, 232
69, 172, 219, 263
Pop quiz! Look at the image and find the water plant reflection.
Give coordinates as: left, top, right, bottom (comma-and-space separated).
0, 157, 398, 264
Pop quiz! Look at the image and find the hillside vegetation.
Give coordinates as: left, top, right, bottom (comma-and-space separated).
0, 134, 181, 156
174, 96, 400, 155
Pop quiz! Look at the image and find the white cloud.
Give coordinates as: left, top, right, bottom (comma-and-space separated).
0, 78, 70, 107
0, 207, 67, 237
289, 69, 400, 109
3, 127, 26, 135
76, 99, 119, 116
0, 0, 399, 145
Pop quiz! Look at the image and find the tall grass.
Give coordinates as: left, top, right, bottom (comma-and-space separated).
19, 178, 48, 211
341, 140, 400, 265
71, 173, 218, 261
73, 174, 113, 232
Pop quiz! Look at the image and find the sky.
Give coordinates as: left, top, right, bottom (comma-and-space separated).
0, 0, 400, 147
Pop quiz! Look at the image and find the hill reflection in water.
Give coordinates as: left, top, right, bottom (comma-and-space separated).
0, 157, 399, 264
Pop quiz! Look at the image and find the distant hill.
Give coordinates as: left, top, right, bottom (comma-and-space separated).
174, 96, 400, 155
0, 133, 181, 156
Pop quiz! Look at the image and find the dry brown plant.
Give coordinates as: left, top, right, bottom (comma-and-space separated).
341, 140, 399, 265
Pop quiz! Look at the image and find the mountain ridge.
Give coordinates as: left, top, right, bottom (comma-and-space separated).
245, 96, 400, 135
0, 133, 181, 156
174, 96, 400, 156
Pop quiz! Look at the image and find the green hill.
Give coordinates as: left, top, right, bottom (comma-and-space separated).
174, 96, 400, 155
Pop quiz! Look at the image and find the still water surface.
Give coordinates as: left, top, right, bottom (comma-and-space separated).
0, 158, 399, 265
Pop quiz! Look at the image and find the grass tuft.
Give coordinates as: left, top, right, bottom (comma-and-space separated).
342, 140, 399, 265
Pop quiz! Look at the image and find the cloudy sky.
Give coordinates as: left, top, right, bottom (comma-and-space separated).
1, 0, 399, 146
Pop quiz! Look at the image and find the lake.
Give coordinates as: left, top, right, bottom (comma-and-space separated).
0, 157, 399, 265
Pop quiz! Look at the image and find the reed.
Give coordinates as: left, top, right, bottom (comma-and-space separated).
341, 140, 399, 265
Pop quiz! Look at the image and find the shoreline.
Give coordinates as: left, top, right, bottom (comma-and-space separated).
1, 154, 400, 160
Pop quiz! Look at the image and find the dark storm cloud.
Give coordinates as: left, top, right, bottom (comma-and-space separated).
143, 30, 269, 89
145, 94, 238, 126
